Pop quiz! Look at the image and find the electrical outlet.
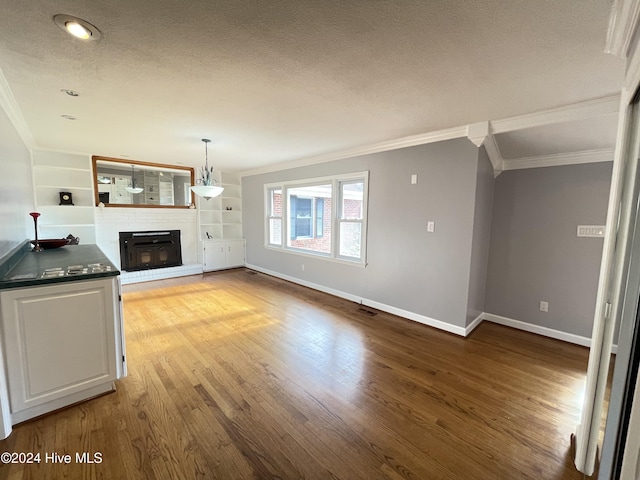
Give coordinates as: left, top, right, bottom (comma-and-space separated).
540, 301, 548, 312
301, 264, 305, 271
411, 174, 418, 184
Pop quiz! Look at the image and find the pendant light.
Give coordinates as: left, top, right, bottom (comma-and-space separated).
125, 165, 144, 194
190, 138, 224, 200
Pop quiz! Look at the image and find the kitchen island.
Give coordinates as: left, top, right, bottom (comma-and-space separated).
0, 243, 126, 439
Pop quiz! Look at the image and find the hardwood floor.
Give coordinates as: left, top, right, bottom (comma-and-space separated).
0, 269, 599, 479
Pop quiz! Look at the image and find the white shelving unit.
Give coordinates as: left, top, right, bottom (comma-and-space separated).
32, 151, 96, 244
221, 172, 243, 240
197, 171, 244, 270
196, 171, 223, 240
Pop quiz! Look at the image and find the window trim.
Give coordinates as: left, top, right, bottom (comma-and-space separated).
266, 186, 283, 247
264, 171, 369, 266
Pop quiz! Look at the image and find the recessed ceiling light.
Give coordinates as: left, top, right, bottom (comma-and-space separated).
61, 114, 77, 120
60, 89, 79, 97
53, 14, 102, 41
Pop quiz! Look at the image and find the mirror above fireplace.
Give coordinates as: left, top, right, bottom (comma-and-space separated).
92, 156, 195, 208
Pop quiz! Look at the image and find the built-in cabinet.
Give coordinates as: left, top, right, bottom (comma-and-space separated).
197, 171, 245, 270
203, 240, 245, 271
0, 277, 126, 424
196, 171, 243, 240
32, 150, 96, 244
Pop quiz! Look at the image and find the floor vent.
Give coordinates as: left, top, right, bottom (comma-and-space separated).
358, 307, 377, 316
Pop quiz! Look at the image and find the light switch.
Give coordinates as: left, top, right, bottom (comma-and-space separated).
427, 221, 435, 232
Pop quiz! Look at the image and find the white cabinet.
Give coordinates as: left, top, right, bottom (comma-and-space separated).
196, 171, 244, 270
203, 240, 245, 271
0, 277, 126, 424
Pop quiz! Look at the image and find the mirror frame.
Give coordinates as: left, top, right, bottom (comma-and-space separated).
91, 155, 195, 208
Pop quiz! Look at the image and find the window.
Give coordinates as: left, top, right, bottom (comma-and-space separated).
338, 180, 364, 260
267, 187, 282, 246
265, 172, 368, 264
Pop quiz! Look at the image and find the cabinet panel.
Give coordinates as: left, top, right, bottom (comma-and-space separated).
203, 240, 245, 271
0, 278, 121, 417
226, 241, 245, 267
203, 242, 227, 271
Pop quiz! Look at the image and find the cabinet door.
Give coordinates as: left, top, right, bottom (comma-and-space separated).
203, 242, 227, 271
226, 240, 245, 267
0, 278, 119, 417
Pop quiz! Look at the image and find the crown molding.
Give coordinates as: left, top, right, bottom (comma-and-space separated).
240, 95, 619, 177
605, 0, 640, 57
466, 121, 504, 177
240, 125, 468, 177
502, 148, 614, 171
467, 121, 489, 147
0, 68, 34, 150
482, 133, 504, 177
491, 95, 620, 134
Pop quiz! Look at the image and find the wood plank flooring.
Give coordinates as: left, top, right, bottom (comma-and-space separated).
0, 269, 600, 479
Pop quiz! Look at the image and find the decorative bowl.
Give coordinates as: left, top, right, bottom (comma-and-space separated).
30, 239, 71, 249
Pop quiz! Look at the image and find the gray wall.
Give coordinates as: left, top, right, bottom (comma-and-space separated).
0, 108, 32, 259
485, 162, 612, 338
243, 139, 482, 328
466, 147, 495, 326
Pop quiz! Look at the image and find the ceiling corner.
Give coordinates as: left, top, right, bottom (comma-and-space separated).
0, 68, 35, 150
605, 0, 640, 57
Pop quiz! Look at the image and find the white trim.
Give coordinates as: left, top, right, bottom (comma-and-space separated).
240, 126, 468, 177
245, 264, 467, 336
483, 312, 618, 354
265, 171, 369, 266
120, 263, 203, 285
483, 313, 592, 347
10, 382, 114, 425
491, 96, 620, 134
501, 148, 615, 171
605, 0, 640, 57
0, 67, 35, 150
240, 97, 619, 178
242, 266, 620, 352
482, 133, 504, 176
465, 312, 484, 336
467, 121, 489, 147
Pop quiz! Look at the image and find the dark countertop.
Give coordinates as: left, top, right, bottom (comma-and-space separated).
0, 243, 120, 290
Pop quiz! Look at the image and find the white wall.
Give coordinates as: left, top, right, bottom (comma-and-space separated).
94, 207, 199, 268
0, 108, 33, 257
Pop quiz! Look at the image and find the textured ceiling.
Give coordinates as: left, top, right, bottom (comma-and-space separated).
0, 0, 626, 171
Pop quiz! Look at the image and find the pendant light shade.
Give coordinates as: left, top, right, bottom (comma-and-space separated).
125, 165, 144, 194
191, 138, 224, 200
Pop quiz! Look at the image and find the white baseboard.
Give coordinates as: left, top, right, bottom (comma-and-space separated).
482, 312, 618, 353
244, 264, 614, 351
466, 312, 484, 336
120, 263, 203, 285
483, 313, 592, 347
245, 264, 467, 336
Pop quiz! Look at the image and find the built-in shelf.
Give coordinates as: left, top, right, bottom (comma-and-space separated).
32, 150, 96, 244
196, 171, 243, 259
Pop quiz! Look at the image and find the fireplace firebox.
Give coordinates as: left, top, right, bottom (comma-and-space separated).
119, 230, 182, 272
